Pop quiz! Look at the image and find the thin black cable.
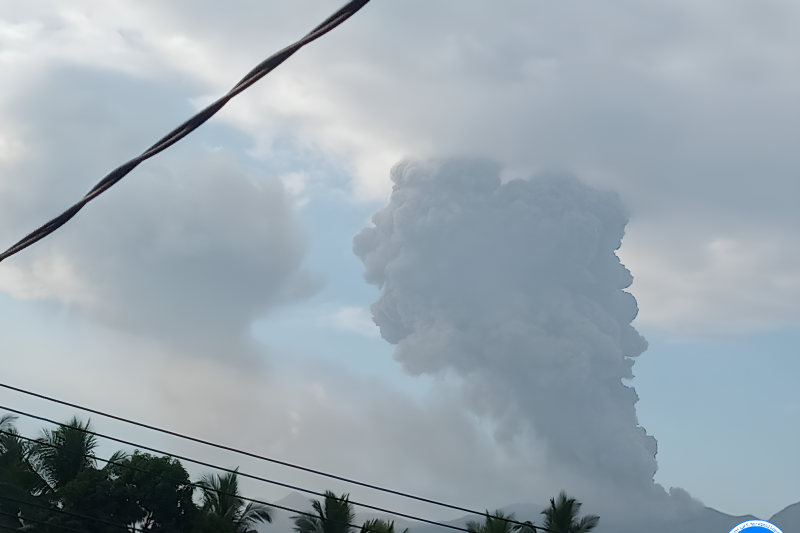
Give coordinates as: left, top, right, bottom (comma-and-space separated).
0, 411, 497, 533
0, 495, 141, 533
0, 510, 91, 533
0, 0, 372, 263
0, 525, 31, 533
0, 382, 541, 530
0, 429, 417, 533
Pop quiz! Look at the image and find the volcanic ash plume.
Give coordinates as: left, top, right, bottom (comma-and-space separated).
354, 159, 658, 494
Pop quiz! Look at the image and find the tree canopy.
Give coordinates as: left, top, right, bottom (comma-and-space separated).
540, 491, 599, 533
0, 415, 266, 532
1, 414, 601, 533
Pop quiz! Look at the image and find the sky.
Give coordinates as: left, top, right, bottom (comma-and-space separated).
0, 0, 799, 526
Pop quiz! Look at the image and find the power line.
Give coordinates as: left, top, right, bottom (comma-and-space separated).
0, 381, 539, 529
0, 0, 372, 263
1, 430, 362, 531
0, 429, 451, 533
0, 409, 517, 533
0, 525, 38, 533
0, 494, 141, 533
0, 509, 92, 533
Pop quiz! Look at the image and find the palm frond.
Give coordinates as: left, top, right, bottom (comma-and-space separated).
574, 515, 599, 533
103, 450, 128, 469
237, 501, 273, 526
540, 491, 599, 533
466, 519, 484, 533
511, 520, 537, 533
0, 414, 17, 432
361, 518, 405, 533
294, 514, 325, 533
32, 417, 97, 491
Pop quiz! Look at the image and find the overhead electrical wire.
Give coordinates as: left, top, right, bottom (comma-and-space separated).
0, 430, 376, 533
0, 2, 546, 529
0, 409, 546, 533
0, 494, 142, 533
0, 428, 522, 533
0, 509, 92, 533
0, 430, 372, 533
0, 0, 372, 263
0, 381, 539, 530
0, 525, 45, 533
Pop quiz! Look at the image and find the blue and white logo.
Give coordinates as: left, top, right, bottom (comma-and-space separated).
729, 520, 783, 533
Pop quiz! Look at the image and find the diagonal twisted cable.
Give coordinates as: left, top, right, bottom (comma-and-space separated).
0, 0, 372, 264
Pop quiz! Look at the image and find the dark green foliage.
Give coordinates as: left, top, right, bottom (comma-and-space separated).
197, 469, 272, 533
361, 518, 408, 533
540, 492, 599, 533
0, 415, 48, 530
2, 413, 605, 533
0, 414, 273, 533
0, 416, 42, 493
511, 521, 537, 533
293, 491, 355, 533
116, 452, 197, 531
466, 510, 517, 533
45, 466, 132, 533
33, 417, 98, 492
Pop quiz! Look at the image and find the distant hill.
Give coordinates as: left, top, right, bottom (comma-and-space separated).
261, 493, 800, 533
770, 502, 800, 533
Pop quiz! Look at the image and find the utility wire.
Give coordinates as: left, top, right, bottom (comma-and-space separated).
0, 381, 541, 530
1, 429, 360, 530
0, 494, 140, 533
0, 525, 42, 533
0, 0, 372, 263
0, 429, 447, 533
0, 509, 92, 533
0, 410, 530, 533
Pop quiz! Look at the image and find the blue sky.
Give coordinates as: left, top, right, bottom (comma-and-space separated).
1, 0, 799, 524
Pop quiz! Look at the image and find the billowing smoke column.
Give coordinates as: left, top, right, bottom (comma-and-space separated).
354, 159, 658, 493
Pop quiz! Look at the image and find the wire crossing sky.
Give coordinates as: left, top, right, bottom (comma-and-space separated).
0, 431, 377, 533
0, 405, 554, 533
2, 0, 799, 526
0, 0, 372, 264
0, 381, 515, 522
0, 494, 146, 533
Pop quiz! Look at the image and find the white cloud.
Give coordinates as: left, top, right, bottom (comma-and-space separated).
622, 228, 800, 335
124, 0, 800, 336
0, 63, 317, 360
1, 2, 799, 524
320, 305, 381, 338
4, 1, 800, 334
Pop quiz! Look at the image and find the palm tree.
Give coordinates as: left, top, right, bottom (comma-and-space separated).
292, 491, 355, 533
361, 518, 408, 533
466, 510, 517, 533
1, 415, 48, 496
540, 492, 599, 533
0, 414, 14, 435
32, 417, 98, 493
197, 469, 272, 533
0, 415, 49, 528
511, 521, 537, 533
0, 415, 40, 490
